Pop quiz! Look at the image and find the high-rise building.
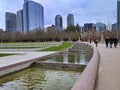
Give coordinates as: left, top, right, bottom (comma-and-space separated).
5, 12, 17, 32
24, 0, 29, 3
17, 10, 23, 32
83, 23, 96, 32
96, 22, 106, 32
117, 0, 120, 30
67, 14, 74, 27
23, 0, 44, 33
55, 15, 63, 31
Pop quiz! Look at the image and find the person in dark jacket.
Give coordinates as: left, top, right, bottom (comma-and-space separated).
94, 39, 98, 47
105, 38, 109, 48
113, 37, 118, 48
109, 37, 113, 48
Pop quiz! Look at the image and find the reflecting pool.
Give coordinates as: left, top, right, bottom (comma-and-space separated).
0, 67, 81, 90
43, 51, 92, 65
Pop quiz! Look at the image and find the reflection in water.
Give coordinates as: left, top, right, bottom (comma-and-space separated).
79, 54, 86, 64
74, 53, 80, 64
80, 59, 86, 64
45, 51, 92, 65
0, 67, 81, 90
75, 53, 78, 64
63, 53, 68, 63
74, 52, 87, 64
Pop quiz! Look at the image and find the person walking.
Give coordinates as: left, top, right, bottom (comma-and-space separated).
94, 39, 98, 47
109, 37, 113, 48
105, 37, 109, 48
113, 37, 118, 48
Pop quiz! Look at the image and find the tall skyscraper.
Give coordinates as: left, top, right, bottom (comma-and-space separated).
23, 0, 44, 33
117, 0, 120, 30
67, 14, 74, 27
24, 0, 29, 3
5, 12, 17, 32
17, 10, 23, 32
55, 15, 63, 31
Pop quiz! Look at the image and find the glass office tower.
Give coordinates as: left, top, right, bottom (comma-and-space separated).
23, 1, 44, 33
5, 12, 17, 32
55, 15, 63, 31
24, 0, 29, 3
17, 10, 23, 32
67, 14, 74, 27
117, 0, 120, 30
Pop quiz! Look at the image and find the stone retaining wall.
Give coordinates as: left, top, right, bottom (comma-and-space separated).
34, 61, 86, 71
72, 42, 99, 90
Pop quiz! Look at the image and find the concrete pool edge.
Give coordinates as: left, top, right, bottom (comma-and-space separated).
34, 61, 86, 71
72, 42, 100, 90
0, 51, 59, 77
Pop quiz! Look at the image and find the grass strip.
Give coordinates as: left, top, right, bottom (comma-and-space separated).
41, 42, 72, 51
0, 54, 14, 57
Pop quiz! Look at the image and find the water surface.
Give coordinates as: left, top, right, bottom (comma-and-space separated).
43, 51, 92, 65
0, 67, 81, 90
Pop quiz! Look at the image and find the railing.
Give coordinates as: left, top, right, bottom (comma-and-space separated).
72, 42, 99, 90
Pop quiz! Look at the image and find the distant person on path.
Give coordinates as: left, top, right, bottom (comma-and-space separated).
90, 38, 92, 44
94, 39, 98, 47
113, 37, 118, 48
105, 37, 109, 48
109, 37, 113, 48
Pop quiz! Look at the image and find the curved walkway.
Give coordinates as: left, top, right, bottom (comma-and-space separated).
95, 43, 120, 90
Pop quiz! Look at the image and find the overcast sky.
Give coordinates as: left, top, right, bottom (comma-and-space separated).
0, 0, 117, 30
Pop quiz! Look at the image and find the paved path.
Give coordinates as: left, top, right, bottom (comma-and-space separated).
0, 51, 56, 68
95, 43, 120, 90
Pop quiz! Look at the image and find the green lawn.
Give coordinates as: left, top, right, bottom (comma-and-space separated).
0, 54, 14, 57
41, 42, 72, 51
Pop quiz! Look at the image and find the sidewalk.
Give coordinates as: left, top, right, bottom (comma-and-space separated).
0, 51, 57, 76
0, 51, 56, 68
95, 43, 120, 90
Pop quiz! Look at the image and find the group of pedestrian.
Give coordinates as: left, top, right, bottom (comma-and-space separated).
105, 36, 118, 48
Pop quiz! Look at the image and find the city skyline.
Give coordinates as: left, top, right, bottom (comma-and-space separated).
0, 0, 116, 30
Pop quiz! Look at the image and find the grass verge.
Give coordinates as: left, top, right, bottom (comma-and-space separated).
41, 42, 72, 51
0, 54, 14, 57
